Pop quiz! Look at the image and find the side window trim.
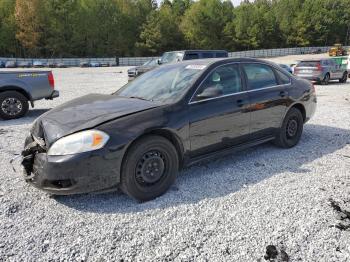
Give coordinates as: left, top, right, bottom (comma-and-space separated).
188, 62, 243, 104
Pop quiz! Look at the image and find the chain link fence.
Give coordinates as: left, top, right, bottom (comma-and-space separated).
1, 46, 349, 67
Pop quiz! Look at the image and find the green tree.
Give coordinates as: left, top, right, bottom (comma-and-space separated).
0, 0, 17, 56
136, 1, 189, 55
181, 0, 233, 49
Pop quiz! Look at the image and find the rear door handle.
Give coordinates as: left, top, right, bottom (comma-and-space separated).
279, 91, 287, 97
236, 99, 244, 107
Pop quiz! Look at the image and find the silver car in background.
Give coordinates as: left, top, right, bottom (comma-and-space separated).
294, 59, 348, 85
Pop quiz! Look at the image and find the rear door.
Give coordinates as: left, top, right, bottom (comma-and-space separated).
242, 63, 289, 139
188, 63, 250, 157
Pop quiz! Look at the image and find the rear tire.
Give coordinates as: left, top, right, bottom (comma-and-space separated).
0, 91, 29, 120
120, 135, 179, 202
321, 73, 330, 85
274, 107, 304, 148
339, 72, 348, 83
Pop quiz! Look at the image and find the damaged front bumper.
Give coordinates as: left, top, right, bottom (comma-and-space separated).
19, 135, 121, 195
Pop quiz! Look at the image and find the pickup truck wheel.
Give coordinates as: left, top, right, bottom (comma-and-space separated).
120, 135, 179, 202
0, 91, 29, 120
339, 72, 348, 83
274, 108, 304, 148
321, 73, 330, 85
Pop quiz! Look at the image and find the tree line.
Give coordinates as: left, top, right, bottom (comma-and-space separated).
0, 0, 349, 58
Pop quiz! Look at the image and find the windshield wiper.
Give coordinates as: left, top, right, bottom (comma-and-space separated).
129, 96, 153, 102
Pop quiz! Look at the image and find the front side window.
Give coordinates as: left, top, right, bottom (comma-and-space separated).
192, 64, 242, 102
243, 63, 277, 90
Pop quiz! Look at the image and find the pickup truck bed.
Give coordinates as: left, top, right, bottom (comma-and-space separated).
0, 71, 59, 119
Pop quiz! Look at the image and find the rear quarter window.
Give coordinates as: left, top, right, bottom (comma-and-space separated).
276, 70, 291, 85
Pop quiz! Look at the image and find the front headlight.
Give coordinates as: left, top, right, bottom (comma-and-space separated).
47, 130, 109, 156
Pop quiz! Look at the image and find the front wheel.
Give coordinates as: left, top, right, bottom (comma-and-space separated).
339, 72, 348, 83
0, 91, 29, 120
274, 108, 304, 148
120, 135, 179, 202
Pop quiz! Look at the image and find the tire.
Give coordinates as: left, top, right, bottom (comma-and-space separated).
321, 73, 330, 85
274, 107, 304, 148
0, 91, 29, 120
120, 135, 179, 202
339, 72, 348, 83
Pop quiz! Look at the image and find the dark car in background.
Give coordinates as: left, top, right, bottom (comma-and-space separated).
18, 61, 32, 68
127, 58, 158, 81
128, 50, 228, 80
294, 58, 348, 84
21, 58, 316, 201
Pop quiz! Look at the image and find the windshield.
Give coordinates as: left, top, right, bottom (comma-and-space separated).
116, 63, 206, 103
143, 59, 157, 66
297, 61, 320, 67
160, 52, 184, 64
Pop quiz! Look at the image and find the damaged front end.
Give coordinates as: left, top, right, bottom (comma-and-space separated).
21, 134, 46, 181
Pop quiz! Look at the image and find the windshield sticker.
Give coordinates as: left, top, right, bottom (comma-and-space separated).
186, 65, 207, 70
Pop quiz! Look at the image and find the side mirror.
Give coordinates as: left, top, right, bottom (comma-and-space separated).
196, 87, 223, 100
157, 59, 161, 65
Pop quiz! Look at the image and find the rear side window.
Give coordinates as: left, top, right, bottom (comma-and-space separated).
276, 70, 291, 85
242, 64, 278, 90
185, 53, 199, 60
297, 61, 320, 67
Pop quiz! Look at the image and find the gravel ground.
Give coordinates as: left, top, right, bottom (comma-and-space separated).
0, 62, 350, 261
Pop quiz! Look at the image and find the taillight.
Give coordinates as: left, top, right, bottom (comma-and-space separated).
316, 63, 322, 71
48, 72, 55, 89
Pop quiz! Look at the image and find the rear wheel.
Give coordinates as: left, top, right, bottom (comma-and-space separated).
120, 135, 179, 202
0, 91, 29, 120
321, 73, 330, 85
339, 72, 348, 83
274, 107, 304, 148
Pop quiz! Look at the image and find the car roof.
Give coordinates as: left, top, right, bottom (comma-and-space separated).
172, 57, 279, 67
163, 50, 228, 53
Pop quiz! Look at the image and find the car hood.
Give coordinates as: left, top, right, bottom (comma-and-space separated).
31, 94, 161, 145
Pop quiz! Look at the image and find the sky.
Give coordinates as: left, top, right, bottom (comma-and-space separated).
157, 0, 244, 7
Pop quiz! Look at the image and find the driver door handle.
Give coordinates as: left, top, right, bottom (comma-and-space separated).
279, 91, 287, 97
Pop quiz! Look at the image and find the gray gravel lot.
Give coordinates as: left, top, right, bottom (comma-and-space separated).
0, 65, 350, 261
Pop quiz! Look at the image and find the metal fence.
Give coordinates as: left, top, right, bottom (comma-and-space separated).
1, 46, 349, 67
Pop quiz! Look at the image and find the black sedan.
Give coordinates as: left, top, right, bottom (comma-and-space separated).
21, 58, 317, 201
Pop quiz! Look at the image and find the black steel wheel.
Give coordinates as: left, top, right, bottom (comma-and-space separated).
121, 135, 179, 202
274, 107, 304, 148
0, 91, 29, 120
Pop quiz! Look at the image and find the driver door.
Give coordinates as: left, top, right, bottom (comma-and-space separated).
188, 63, 250, 158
